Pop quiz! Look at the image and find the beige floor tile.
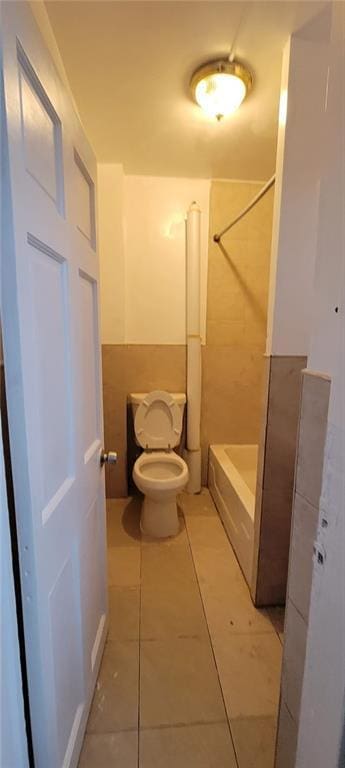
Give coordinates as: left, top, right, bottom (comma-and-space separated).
212, 632, 282, 718
141, 580, 208, 640
87, 641, 139, 733
178, 488, 218, 517
190, 544, 242, 588
141, 541, 197, 589
201, 581, 276, 635
141, 513, 188, 548
185, 514, 232, 549
192, 546, 274, 635
108, 547, 141, 587
231, 716, 277, 768
140, 637, 226, 728
108, 587, 140, 641
139, 723, 237, 768
78, 731, 138, 768
107, 498, 141, 547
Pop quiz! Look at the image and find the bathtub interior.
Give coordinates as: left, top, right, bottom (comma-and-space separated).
224, 445, 258, 495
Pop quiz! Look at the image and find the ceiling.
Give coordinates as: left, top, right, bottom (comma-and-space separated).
46, 0, 326, 179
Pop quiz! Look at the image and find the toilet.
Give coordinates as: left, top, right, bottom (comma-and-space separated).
130, 390, 189, 538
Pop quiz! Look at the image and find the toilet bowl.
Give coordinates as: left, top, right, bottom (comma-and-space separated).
130, 390, 189, 538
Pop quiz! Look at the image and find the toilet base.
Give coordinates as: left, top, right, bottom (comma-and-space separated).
141, 495, 180, 538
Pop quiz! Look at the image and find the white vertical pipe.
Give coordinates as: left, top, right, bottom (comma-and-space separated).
185, 202, 202, 493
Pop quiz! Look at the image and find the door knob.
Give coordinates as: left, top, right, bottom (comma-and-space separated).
100, 450, 118, 466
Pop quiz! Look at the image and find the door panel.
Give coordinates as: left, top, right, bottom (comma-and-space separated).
20, 72, 58, 201
74, 150, 96, 247
1, 4, 108, 767
50, 557, 83, 763
80, 494, 106, 672
17, 40, 65, 216
79, 271, 101, 463
28, 236, 73, 520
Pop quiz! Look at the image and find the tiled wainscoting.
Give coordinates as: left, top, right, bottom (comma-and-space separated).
252, 355, 307, 606
276, 370, 331, 768
79, 489, 283, 768
200, 346, 265, 484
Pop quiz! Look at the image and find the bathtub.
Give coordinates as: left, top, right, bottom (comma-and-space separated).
208, 444, 258, 585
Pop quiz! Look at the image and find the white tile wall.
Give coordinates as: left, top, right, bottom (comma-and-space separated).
287, 492, 319, 621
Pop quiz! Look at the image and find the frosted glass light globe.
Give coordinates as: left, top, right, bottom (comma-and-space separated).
191, 60, 252, 121
195, 72, 247, 119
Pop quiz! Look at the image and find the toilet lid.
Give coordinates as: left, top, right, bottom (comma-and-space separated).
134, 390, 182, 449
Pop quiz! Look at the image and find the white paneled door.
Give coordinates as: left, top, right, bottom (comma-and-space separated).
1, 4, 108, 767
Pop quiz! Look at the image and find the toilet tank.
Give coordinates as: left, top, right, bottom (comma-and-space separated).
129, 392, 186, 447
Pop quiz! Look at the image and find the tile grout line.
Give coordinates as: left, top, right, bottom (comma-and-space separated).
139, 718, 228, 732
182, 504, 241, 768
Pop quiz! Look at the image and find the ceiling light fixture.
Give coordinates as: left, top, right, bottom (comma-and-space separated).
190, 59, 252, 121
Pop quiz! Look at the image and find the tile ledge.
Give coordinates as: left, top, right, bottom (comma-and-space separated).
293, 489, 320, 513
287, 597, 308, 627
302, 368, 331, 382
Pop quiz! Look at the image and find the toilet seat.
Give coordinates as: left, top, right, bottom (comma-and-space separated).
133, 451, 188, 493
134, 389, 182, 450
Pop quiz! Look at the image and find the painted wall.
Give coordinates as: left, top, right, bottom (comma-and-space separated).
98, 170, 210, 346
29, 1, 83, 122
98, 164, 125, 344
124, 176, 210, 345
266, 33, 328, 357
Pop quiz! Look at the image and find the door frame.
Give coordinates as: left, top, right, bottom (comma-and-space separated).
0, 317, 33, 768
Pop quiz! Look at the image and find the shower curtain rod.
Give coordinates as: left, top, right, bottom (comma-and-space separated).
213, 174, 276, 244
